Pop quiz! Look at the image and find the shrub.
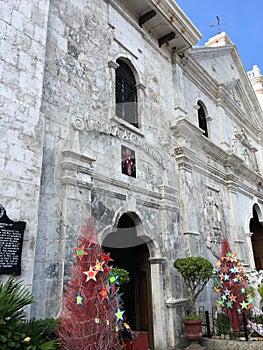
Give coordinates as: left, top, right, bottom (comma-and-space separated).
0, 276, 59, 350
214, 314, 231, 335
111, 267, 130, 285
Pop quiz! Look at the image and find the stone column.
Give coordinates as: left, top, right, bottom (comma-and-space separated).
149, 257, 167, 350
245, 232, 256, 269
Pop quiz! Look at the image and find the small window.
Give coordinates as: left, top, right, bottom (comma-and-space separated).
116, 59, 138, 127
197, 101, 208, 137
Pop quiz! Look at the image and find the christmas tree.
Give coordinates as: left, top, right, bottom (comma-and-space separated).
57, 220, 125, 349
213, 238, 253, 330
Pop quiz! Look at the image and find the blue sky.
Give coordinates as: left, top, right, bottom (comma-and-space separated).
175, 0, 262, 72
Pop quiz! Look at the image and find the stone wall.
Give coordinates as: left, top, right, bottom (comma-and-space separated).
0, 0, 50, 290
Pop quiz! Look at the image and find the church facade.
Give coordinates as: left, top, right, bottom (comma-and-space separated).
1, 1, 263, 349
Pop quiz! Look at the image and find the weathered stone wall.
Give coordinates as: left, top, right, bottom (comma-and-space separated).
1, 1, 263, 349
31, 1, 181, 333
0, 0, 50, 291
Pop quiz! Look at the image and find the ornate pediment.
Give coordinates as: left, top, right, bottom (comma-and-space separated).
225, 79, 245, 109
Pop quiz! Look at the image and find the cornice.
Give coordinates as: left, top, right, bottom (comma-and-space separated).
171, 118, 263, 196
93, 173, 161, 200
149, 0, 201, 46
174, 54, 219, 103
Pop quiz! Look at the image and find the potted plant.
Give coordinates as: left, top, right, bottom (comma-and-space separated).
174, 256, 213, 342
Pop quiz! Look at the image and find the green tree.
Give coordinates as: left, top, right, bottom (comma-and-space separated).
174, 256, 213, 316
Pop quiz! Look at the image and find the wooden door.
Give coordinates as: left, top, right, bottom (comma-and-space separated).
134, 264, 153, 348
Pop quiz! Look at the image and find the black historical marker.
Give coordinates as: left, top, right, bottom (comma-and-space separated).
0, 205, 26, 275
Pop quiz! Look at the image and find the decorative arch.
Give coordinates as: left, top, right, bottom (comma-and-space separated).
100, 210, 158, 348
99, 209, 160, 258
252, 203, 263, 223
113, 53, 141, 83
249, 203, 263, 270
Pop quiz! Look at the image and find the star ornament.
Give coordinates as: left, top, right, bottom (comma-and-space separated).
100, 285, 110, 300
94, 260, 104, 272
74, 245, 88, 261
240, 287, 246, 294
230, 253, 237, 262
224, 288, 230, 296
230, 266, 238, 274
226, 301, 233, 308
240, 300, 248, 309
109, 273, 119, 286
102, 253, 114, 263
224, 273, 230, 281
217, 299, 223, 307
115, 308, 125, 321
229, 294, 237, 302
74, 292, 84, 306
84, 266, 98, 282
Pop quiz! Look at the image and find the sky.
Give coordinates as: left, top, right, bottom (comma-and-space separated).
175, 0, 263, 72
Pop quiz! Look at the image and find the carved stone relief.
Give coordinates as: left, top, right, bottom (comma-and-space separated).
204, 187, 225, 258
231, 127, 259, 172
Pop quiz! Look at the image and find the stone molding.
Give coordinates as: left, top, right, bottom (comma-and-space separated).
165, 297, 188, 308
149, 257, 166, 264
61, 150, 95, 187
183, 231, 200, 236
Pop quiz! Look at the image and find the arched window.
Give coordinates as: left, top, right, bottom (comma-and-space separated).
116, 59, 138, 127
197, 101, 208, 137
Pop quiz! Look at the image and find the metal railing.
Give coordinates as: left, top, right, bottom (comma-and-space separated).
196, 307, 263, 341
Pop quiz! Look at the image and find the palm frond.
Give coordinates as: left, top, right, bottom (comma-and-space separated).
0, 276, 34, 321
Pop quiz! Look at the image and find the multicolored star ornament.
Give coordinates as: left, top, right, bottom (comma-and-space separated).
94, 260, 104, 272
83, 266, 98, 282
115, 307, 125, 321
216, 260, 221, 267
229, 294, 237, 302
230, 266, 238, 274
100, 285, 110, 300
226, 301, 233, 308
109, 273, 119, 286
240, 300, 248, 309
74, 292, 84, 306
217, 299, 223, 307
74, 245, 88, 261
224, 274, 230, 281
224, 288, 230, 296
240, 287, 246, 294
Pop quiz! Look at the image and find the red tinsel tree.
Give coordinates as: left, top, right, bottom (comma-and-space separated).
213, 238, 253, 330
57, 220, 124, 349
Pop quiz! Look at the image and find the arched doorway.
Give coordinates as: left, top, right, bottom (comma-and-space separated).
102, 213, 153, 348
250, 206, 263, 270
